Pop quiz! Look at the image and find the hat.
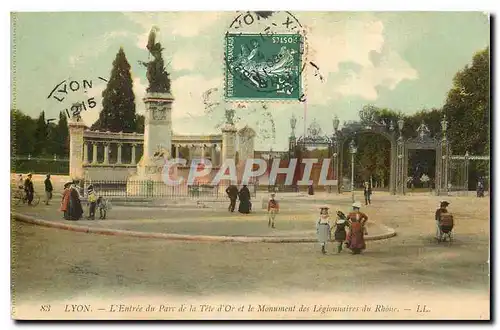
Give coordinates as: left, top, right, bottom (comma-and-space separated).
440, 200, 450, 207
319, 204, 330, 209
64, 181, 73, 188
352, 202, 362, 209
336, 210, 347, 220
270, 192, 276, 196
87, 185, 94, 191
27, 173, 32, 176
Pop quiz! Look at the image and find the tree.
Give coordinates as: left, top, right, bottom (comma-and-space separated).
11, 109, 36, 156
443, 47, 489, 156
135, 114, 145, 133
92, 47, 136, 132
55, 111, 69, 156
33, 111, 48, 156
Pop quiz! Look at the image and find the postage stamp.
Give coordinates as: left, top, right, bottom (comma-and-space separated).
9, 11, 491, 321
225, 33, 303, 101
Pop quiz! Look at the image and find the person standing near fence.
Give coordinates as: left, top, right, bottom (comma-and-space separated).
44, 174, 53, 205
86, 185, 97, 220
267, 193, 279, 228
226, 184, 239, 213
24, 173, 34, 205
363, 182, 372, 205
238, 184, 251, 214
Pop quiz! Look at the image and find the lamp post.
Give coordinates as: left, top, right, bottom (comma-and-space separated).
396, 118, 404, 194
349, 139, 357, 202
332, 115, 340, 134
464, 151, 469, 195
331, 115, 340, 194
290, 114, 297, 137
441, 114, 449, 195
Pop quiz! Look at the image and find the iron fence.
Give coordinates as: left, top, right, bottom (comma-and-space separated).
81, 180, 258, 200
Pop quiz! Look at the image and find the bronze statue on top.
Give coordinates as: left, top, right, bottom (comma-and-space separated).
139, 26, 171, 94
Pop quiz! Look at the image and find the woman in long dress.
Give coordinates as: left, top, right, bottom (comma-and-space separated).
68, 184, 84, 220
60, 182, 72, 220
346, 202, 368, 254
238, 185, 251, 214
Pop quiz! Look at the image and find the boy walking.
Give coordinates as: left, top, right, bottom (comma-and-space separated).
87, 185, 97, 220
267, 193, 279, 228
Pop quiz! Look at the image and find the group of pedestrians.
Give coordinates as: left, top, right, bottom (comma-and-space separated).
316, 202, 369, 255
225, 184, 252, 214
16, 173, 53, 205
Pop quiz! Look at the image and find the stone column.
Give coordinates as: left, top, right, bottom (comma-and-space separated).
68, 121, 86, 180
211, 145, 217, 166
117, 142, 123, 165
92, 142, 98, 164
175, 145, 180, 159
131, 143, 137, 165
103, 142, 110, 165
83, 142, 89, 164
201, 144, 206, 163
222, 124, 238, 164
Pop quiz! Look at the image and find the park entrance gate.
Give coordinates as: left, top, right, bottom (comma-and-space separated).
288, 113, 452, 195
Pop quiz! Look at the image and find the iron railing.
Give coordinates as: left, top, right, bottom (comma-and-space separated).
81, 180, 258, 200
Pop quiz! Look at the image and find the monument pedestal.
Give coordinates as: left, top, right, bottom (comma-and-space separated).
68, 120, 87, 181
127, 92, 174, 195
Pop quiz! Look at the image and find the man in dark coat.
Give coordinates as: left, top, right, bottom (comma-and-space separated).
363, 182, 372, 205
238, 185, 251, 214
225, 184, 239, 212
308, 184, 314, 195
24, 173, 34, 205
44, 174, 53, 205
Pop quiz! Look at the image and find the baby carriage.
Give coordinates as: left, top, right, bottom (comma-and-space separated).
438, 213, 454, 242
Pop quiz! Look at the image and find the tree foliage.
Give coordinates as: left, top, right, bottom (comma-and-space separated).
11, 109, 69, 157
92, 47, 137, 132
443, 47, 489, 155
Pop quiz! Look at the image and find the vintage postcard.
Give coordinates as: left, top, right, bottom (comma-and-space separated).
10, 11, 490, 320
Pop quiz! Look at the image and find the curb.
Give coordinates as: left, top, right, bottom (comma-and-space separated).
13, 213, 396, 243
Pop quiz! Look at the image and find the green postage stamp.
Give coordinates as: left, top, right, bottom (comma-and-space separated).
225, 33, 302, 101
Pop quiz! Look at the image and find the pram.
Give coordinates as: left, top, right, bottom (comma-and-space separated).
438, 213, 454, 242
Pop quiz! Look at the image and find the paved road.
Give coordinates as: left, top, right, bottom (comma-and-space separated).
11, 192, 490, 319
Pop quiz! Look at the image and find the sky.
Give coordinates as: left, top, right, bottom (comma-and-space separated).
11, 11, 489, 150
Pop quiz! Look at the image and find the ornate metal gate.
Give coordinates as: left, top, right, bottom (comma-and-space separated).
287, 113, 452, 196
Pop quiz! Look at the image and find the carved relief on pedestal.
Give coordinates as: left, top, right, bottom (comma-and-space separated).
152, 106, 167, 121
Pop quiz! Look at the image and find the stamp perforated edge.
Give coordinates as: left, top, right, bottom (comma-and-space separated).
223, 30, 309, 104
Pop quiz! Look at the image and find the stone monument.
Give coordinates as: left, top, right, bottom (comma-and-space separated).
129, 27, 174, 187
68, 112, 86, 181
221, 108, 238, 163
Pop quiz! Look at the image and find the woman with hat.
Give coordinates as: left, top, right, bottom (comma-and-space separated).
60, 182, 72, 220
316, 205, 332, 254
345, 202, 368, 254
435, 200, 450, 239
